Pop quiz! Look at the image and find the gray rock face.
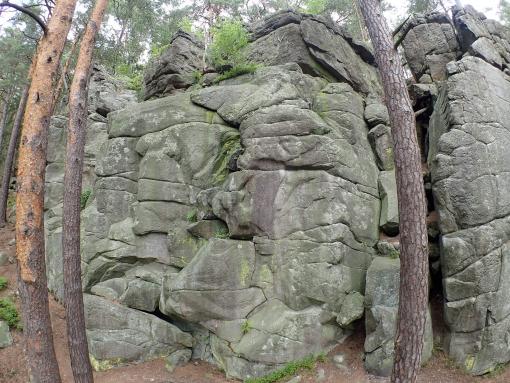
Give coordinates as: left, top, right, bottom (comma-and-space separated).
143, 31, 204, 100
429, 57, 510, 374
63, 59, 381, 377
404, 7, 510, 376
400, 12, 460, 81
84, 294, 192, 367
364, 257, 433, 376
246, 13, 381, 96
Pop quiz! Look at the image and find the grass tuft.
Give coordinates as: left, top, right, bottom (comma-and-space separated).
244, 353, 326, 383
213, 63, 260, 84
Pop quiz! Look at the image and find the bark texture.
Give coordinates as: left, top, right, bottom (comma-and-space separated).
0, 85, 29, 226
62, 1, 108, 382
15, 0, 78, 382
357, 1, 429, 382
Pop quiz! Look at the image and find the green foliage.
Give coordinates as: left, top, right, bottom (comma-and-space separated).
186, 209, 198, 223
0, 277, 7, 291
115, 63, 143, 92
213, 63, 260, 83
407, 0, 439, 14
0, 298, 21, 329
245, 354, 326, 383
210, 19, 250, 70
389, 249, 400, 259
80, 189, 92, 210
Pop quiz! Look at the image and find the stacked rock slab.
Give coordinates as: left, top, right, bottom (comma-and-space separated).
43, 12, 415, 380
402, 6, 510, 375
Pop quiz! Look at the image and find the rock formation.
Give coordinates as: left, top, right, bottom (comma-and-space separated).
400, 6, 510, 375
42, 6, 510, 380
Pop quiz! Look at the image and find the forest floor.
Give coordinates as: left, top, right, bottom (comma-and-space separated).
2, 223, 510, 383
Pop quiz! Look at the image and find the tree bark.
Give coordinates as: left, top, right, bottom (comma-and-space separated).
0, 85, 29, 227
62, 1, 108, 382
357, 1, 429, 383
15, 0, 78, 382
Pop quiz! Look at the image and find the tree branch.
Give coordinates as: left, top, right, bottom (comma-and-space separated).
0, 2, 48, 33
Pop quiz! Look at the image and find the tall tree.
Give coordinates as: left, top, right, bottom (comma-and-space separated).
0, 85, 29, 227
14, 0, 78, 381
62, 0, 108, 382
357, 0, 429, 382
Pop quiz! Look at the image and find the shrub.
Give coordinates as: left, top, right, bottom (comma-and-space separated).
209, 19, 249, 70
80, 189, 92, 210
0, 276, 7, 290
0, 298, 21, 329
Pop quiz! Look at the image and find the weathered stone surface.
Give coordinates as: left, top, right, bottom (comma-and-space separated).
364, 257, 433, 376
88, 65, 137, 117
108, 93, 225, 138
84, 294, 192, 366
430, 57, 510, 234
144, 31, 204, 100
401, 12, 460, 80
378, 171, 399, 236
213, 170, 379, 243
0, 321, 12, 348
160, 239, 266, 321
368, 124, 394, 171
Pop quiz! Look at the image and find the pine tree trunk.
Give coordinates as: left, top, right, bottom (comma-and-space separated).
62, 1, 108, 382
15, 1, 78, 382
0, 85, 29, 227
357, 1, 429, 382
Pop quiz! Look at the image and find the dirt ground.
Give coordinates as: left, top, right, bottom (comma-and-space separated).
1, 223, 510, 383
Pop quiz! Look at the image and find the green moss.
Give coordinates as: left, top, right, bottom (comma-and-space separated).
464, 355, 475, 371
211, 132, 241, 185
81, 189, 92, 210
89, 355, 124, 371
244, 354, 326, 383
186, 209, 198, 223
206, 110, 216, 124
0, 276, 7, 290
241, 320, 252, 334
0, 298, 21, 329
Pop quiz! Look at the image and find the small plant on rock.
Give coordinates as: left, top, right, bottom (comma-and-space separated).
186, 209, 198, 223
241, 320, 252, 334
0, 298, 21, 329
80, 189, 92, 210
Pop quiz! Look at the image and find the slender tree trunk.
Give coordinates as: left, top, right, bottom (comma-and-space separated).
0, 85, 29, 227
357, 1, 429, 383
62, 1, 108, 382
0, 90, 11, 150
15, 1, 78, 382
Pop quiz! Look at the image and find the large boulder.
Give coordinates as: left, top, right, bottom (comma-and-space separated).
84, 294, 192, 368
143, 31, 204, 100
